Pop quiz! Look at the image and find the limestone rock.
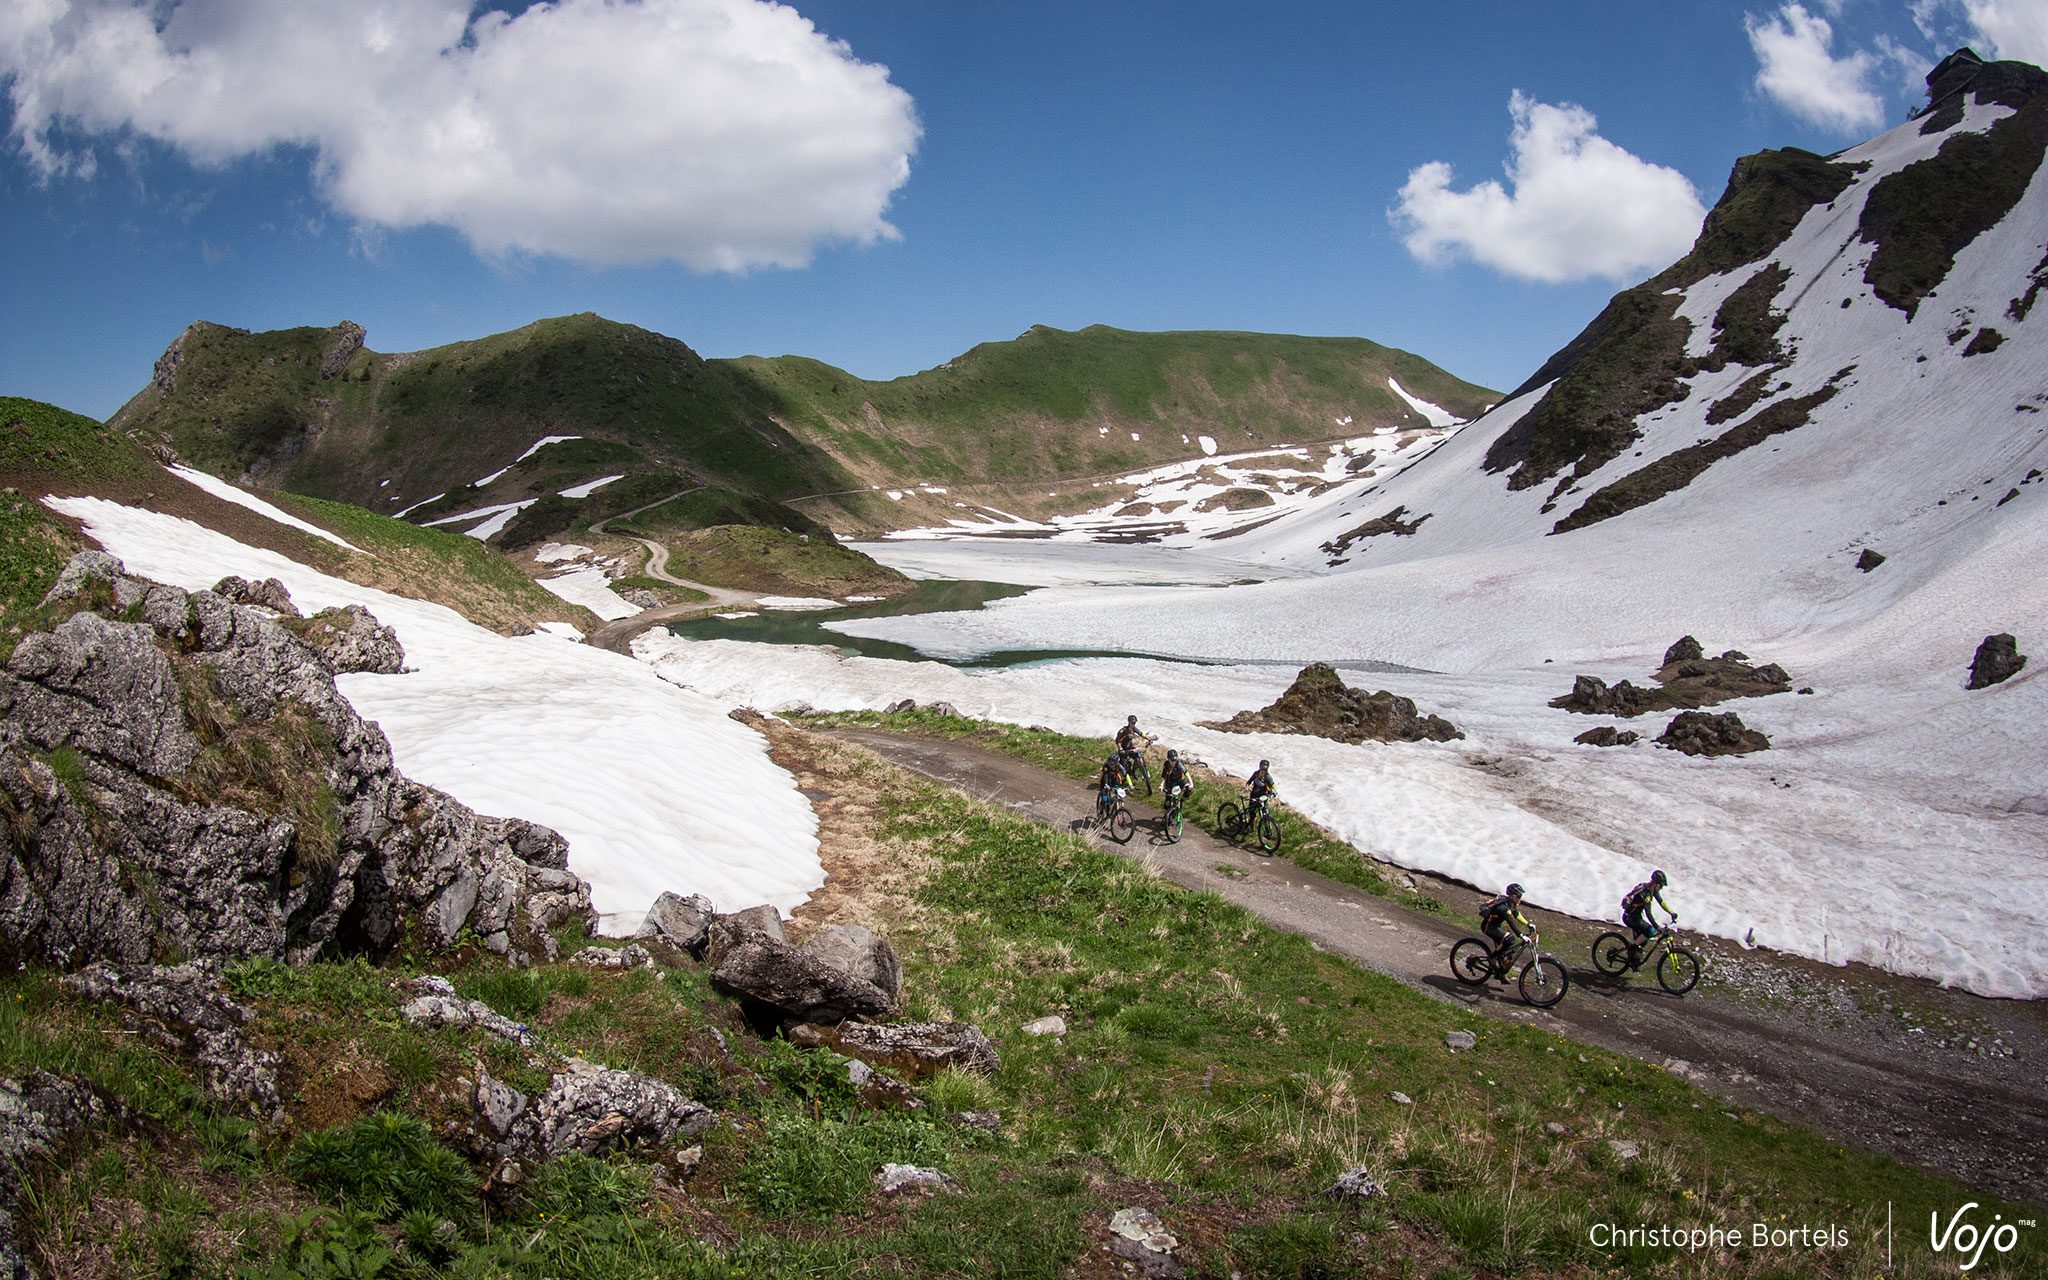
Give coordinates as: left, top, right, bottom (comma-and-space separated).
61, 963, 283, 1123
0, 553, 595, 970
287, 605, 405, 674
212, 576, 301, 617
570, 944, 655, 970
876, 1163, 956, 1195
635, 891, 715, 954
1324, 1164, 1389, 1198
799, 924, 902, 1003
1445, 1030, 1477, 1051
1020, 1015, 1067, 1037
0, 1071, 109, 1280
788, 1020, 1000, 1078
703, 904, 787, 963
1573, 726, 1640, 748
709, 936, 895, 1025
512, 1059, 716, 1158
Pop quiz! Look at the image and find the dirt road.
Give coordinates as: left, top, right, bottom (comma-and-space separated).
827, 727, 2048, 1209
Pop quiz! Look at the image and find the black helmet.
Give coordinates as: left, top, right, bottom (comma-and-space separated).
1166, 748, 1178, 760
1127, 714, 1138, 724
1259, 759, 1269, 769
1505, 882, 1524, 898
1652, 869, 1668, 886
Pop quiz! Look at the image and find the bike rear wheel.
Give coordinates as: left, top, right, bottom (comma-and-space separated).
1657, 946, 1701, 995
1450, 937, 1495, 986
1253, 812, 1281, 855
1519, 956, 1570, 1007
1591, 931, 1634, 976
1108, 807, 1135, 844
1163, 802, 1183, 843
1216, 801, 1243, 840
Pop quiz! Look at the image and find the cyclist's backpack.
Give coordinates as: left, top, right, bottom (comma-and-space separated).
1622, 882, 1653, 912
1479, 895, 1509, 925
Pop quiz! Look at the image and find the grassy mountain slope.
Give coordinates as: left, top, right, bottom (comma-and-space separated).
108, 317, 1497, 535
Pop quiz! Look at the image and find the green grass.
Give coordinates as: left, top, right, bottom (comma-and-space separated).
5, 722, 2033, 1278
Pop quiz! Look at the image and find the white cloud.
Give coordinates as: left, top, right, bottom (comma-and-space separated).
1949, 0, 2048, 65
1745, 4, 1887, 133
1388, 92, 1706, 285
0, 0, 921, 271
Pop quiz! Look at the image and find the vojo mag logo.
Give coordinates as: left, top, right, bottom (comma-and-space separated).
1924, 1202, 2036, 1272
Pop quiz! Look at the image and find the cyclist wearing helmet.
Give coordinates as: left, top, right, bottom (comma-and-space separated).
1622, 870, 1676, 964
1098, 752, 1129, 797
1479, 883, 1532, 960
1159, 748, 1190, 802
1244, 759, 1276, 812
1115, 714, 1152, 768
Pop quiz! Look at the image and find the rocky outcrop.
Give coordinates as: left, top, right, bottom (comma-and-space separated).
703, 904, 786, 964
1573, 726, 1640, 748
1200, 662, 1462, 744
62, 963, 284, 1123
280, 604, 404, 675
1, 1071, 112, 1280
0, 553, 594, 971
1656, 710, 1771, 756
1552, 640, 1792, 718
319, 322, 367, 381
1967, 633, 2026, 689
788, 1020, 1000, 1079
212, 575, 302, 617
505, 1059, 716, 1158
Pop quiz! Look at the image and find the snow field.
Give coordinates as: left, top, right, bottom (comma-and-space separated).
44, 495, 826, 928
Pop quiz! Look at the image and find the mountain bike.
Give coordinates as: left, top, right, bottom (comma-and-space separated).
1450, 932, 1570, 1008
1118, 744, 1153, 796
1215, 794, 1281, 854
1591, 927, 1700, 994
1095, 786, 1135, 844
1159, 783, 1187, 843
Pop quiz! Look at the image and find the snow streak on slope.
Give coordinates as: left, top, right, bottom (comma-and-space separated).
45, 496, 825, 927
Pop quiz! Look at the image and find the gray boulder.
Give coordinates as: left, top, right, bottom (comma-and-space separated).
635, 891, 715, 954
703, 904, 786, 962
212, 575, 301, 617
799, 924, 902, 1003
790, 1020, 1000, 1078
511, 1059, 716, 1157
292, 604, 404, 675
709, 936, 895, 1025
1656, 710, 1770, 756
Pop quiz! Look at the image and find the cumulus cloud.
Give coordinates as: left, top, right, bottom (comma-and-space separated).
0, 0, 922, 271
1938, 0, 2048, 65
1745, 4, 1887, 133
1388, 92, 1706, 285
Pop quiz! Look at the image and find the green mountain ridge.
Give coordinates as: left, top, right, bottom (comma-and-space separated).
107, 317, 1498, 536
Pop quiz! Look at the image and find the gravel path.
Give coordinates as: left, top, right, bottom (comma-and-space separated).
827, 726, 2048, 1208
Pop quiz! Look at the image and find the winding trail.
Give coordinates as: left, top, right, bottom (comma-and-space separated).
584, 494, 760, 655
825, 727, 2048, 1208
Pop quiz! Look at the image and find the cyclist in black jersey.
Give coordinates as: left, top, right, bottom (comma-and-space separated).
1159, 749, 1190, 800
1245, 759, 1275, 805
1621, 870, 1676, 964
1115, 715, 1152, 772
1479, 883, 1532, 961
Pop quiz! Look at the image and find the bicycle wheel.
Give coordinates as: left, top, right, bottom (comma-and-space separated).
1657, 946, 1701, 995
1109, 807, 1135, 844
1591, 931, 1634, 977
1135, 758, 1153, 797
1163, 803, 1183, 843
1450, 937, 1495, 986
1216, 801, 1243, 840
1253, 812, 1281, 855
1519, 956, 1570, 1008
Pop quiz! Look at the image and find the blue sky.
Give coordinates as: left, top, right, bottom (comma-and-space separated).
4, 1, 2044, 421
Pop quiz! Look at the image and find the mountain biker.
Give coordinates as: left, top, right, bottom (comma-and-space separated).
1115, 715, 1153, 773
1097, 753, 1129, 803
1160, 748, 1190, 807
1479, 883, 1532, 963
1622, 869, 1676, 965
1244, 759, 1276, 813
